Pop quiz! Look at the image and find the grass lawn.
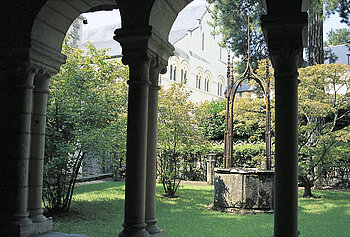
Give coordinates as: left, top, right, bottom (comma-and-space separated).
52, 182, 350, 237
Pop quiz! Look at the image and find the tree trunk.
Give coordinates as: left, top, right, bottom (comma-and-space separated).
308, 4, 324, 65
303, 181, 314, 198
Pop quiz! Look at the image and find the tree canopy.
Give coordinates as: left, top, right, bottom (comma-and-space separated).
325, 28, 350, 46
207, 0, 267, 72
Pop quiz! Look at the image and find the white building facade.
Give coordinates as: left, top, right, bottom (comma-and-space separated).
161, 2, 229, 102
82, 1, 230, 103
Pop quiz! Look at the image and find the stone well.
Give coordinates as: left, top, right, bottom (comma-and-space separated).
213, 168, 274, 213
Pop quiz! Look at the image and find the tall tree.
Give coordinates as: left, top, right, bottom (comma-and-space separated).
157, 83, 204, 197
308, 0, 324, 65
207, 0, 267, 72
298, 63, 350, 197
207, 0, 349, 66
44, 40, 129, 213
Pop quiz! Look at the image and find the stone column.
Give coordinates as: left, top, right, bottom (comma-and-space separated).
117, 49, 153, 237
206, 154, 216, 185
145, 56, 165, 237
0, 64, 35, 234
261, 12, 307, 237
28, 70, 52, 228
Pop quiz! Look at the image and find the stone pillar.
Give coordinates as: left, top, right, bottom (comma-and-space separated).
145, 56, 165, 237
116, 46, 152, 236
0, 64, 35, 234
28, 71, 52, 227
206, 154, 216, 185
261, 12, 307, 237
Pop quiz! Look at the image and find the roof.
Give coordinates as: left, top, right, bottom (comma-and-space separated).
82, 23, 122, 57
224, 82, 255, 95
82, 0, 208, 55
324, 44, 350, 65
169, 0, 207, 43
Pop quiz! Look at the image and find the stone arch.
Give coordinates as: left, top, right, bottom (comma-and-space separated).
31, 0, 118, 53
180, 59, 191, 83
217, 75, 224, 96
195, 66, 204, 89
204, 70, 212, 92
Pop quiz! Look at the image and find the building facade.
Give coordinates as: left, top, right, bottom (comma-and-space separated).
82, 1, 230, 103
160, 2, 229, 102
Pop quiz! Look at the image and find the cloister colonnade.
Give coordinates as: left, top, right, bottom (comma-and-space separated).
0, 0, 311, 236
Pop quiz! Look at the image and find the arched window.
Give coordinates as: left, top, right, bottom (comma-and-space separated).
173, 66, 176, 81
205, 77, 210, 92
218, 82, 223, 96
196, 75, 201, 89
181, 69, 188, 83
169, 65, 173, 80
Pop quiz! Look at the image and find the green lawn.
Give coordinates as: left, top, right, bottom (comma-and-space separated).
52, 182, 350, 237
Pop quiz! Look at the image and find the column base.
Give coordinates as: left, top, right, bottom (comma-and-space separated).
4, 217, 52, 237
272, 230, 300, 237
146, 219, 164, 237
119, 222, 150, 237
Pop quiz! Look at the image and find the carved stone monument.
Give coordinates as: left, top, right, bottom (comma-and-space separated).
214, 168, 273, 213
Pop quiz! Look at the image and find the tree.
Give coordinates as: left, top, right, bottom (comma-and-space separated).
325, 28, 350, 46
197, 99, 226, 140
298, 63, 350, 197
207, 0, 349, 66
43, 39, 129, 213
157, 83, 204, 197
207, 0, 267, 72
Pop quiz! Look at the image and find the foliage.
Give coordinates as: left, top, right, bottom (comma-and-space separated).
231, 141, 268, 168
324, 28, 350, 46
298, 63, 350, 196
54, 181, 350, 237
44, 39, 129, 213
157, 83, 205, 196
207, 0, 267, 72
197, 99, 226, 140
207, 0, 349, 66
324, 0, 350, 26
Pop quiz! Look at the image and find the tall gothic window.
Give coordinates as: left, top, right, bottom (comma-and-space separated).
169, 65, 173, 80
173, 67, 176, 81
205, 77, 209, 92
218, 82, 223, 96
202, 33, 205, 50
196, 75, 201, 89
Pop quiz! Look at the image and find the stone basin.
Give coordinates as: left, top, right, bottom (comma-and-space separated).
213, 168, 274, 213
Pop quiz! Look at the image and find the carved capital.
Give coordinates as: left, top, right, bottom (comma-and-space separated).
114, 26, 174, 66
261, 12, 307, 77
149, 55, 167, 89
269, 47, 302, 78
33, 69, 51, 94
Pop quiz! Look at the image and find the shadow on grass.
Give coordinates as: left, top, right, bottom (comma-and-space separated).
298, 190, 350, 237
53, 182, 349, 237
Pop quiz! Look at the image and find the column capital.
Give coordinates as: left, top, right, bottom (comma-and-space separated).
261, 12, 307, 75
114, 26, 174, 66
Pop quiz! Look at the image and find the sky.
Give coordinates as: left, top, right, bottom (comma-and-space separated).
82, 0, 349, 41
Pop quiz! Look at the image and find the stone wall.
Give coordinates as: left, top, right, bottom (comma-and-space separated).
214, 168, 274, 212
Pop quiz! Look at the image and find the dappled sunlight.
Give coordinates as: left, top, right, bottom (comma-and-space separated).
53, 182, 349, 237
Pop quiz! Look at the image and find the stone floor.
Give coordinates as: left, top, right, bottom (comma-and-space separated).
37, 232, 90, 237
